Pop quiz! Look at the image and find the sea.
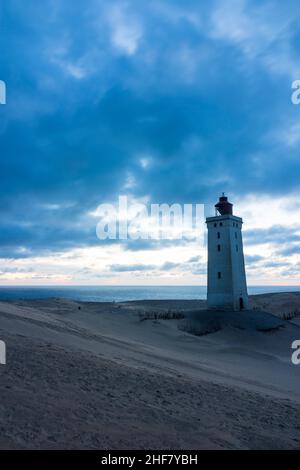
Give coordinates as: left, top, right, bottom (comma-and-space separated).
0, 285, 299, 302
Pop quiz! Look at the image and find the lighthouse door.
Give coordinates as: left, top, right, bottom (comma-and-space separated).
239, 297, 244, 310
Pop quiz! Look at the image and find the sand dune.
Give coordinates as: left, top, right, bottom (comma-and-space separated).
0, 293, 300, 449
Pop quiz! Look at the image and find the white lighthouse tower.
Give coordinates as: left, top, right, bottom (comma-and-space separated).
206, 195, 248, 311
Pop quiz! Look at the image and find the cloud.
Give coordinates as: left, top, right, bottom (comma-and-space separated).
211, 0, 297, 76
2, 0, 300, 283
107, 4, 143, 56
109, 263, 156, 272
188, 255, 201, 263
245, 254, 264, 264
109, 261, 181, 273
263, 260, 291, 268
276, 245, 300, 257
244, 225, 300, 245
161, 261, 180, 271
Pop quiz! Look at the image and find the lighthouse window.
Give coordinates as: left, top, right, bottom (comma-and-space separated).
220, 222, 223, 227
214, 223, 217, 227
236, 245, 238, 252
218, 272, 221, 279
217, 232, 220, 239
217, 244, 221, 252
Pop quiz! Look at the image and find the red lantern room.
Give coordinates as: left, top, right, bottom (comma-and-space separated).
215, 193, 233, 216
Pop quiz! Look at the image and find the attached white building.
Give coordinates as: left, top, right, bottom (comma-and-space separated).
206, 195, 248, 311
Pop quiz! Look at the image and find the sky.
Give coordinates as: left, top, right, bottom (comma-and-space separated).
1, 0, 300, 285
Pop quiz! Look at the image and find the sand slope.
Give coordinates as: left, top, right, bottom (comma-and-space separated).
0, 293, 299, 449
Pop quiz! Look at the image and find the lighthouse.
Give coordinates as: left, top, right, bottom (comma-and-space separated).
206, 195, 248, 311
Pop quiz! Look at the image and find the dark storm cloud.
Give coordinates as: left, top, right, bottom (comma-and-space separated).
1, 0, 300, 258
